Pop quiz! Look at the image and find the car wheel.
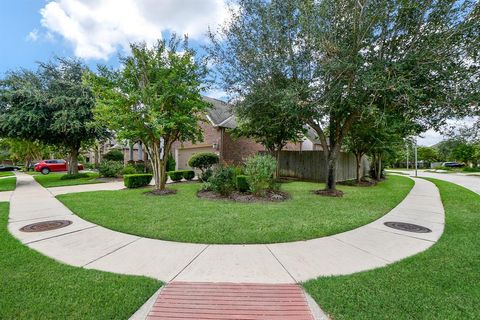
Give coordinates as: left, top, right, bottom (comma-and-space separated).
41, 168, 50, 175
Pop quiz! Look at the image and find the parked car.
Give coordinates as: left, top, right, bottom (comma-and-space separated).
442, 162, 465, 168
0, 164, 21, 172
34, 160, 84, 174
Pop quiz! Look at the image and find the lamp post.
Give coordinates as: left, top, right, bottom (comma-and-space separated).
414, 137, 418, 177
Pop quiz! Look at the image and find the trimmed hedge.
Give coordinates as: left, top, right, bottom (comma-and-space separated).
124, 174, 152, 188
168, 171, 183, 182
181, 170, 195, 180
236, 175, 250, 192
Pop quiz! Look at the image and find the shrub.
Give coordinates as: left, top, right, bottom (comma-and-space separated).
201, 169, 213, 182
206, 166, 236, 196
166, 153, 176, 172
103, 149, 124, 162
168, 170, 183, 182
124, 174, 152, 188
98, 160, 124, 178
181, 170, 195, 180
60, 173, 90, 180
122, 165, 137, 175
236, 175, 249, 192
188, 152, 219, 178
244, 154, 277, 196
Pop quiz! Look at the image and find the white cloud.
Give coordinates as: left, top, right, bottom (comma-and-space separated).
26, 29, 39, 42
39, 0, 228, 60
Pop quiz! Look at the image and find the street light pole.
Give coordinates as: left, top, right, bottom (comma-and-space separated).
414, 138, 418, 177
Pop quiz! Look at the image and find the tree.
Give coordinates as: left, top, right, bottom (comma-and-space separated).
88, 36, 210, 191
208, 0, 479, 191
417, 147, 440, 163
233, 75, 307, 176
0, 58, 107, 174
5, 139, 48, 169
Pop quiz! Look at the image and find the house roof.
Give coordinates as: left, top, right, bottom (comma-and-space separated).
202, 96, 234, 127
202, 96, 323, 145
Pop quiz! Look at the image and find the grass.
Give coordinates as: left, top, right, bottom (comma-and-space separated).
303, 179, 480, 319
34, 172, 104, 188
0, 202, 162, 320
58, 175, 413, 244
0, 177, 16, 192
0, 171, 14, 177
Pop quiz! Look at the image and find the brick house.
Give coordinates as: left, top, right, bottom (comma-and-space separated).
85, 96, 323, 169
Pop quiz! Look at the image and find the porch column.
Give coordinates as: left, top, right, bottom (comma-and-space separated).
138, 142, 143, 161
129, 141, 134, 161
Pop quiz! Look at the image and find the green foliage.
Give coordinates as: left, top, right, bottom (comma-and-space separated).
201, 169, 213, 182
60, 173, 90, 180
124, 174, 152, 188
0, 58, 108, 174
188, 152, 219, 173
204, 166, 236, 196
208, 0, 479, 190
417, 146, 440, 163
181, 170, 195, 180
166, 153, 176, 172
168, 171, 184, 182
236, 175, 250, 193
103, 149, 124, 162
122, 165, 137, 175
98, 160, 123, 178
244, 154, 277, 196
87, 35, 210, 190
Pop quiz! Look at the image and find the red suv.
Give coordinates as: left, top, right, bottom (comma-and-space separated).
34, 160, 84, 175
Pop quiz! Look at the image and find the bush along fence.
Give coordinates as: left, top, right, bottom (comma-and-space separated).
274, 150, 369, 182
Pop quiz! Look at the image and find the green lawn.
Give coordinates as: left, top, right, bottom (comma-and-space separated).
34, 172, 104, 188
0, 202, 162, 320
303, 179, 480, 319
0, 177, 16, 192
58, 175, 413, 244
0, 171, 14, 177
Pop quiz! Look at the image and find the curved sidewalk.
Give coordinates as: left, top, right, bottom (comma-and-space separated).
8, 173, 444, 284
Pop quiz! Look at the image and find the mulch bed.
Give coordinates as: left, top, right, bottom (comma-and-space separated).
338, 178, 379, 187
144, 188, 177, 196
313, 189, 345, 197
197, 190, 289, 203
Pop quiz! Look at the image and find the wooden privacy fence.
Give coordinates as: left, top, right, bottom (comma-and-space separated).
276, 150, 369, 182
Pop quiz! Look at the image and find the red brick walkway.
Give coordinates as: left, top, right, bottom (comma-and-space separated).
147, 282, 314, 320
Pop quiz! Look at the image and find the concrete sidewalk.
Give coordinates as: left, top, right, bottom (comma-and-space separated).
388, 170, 480, 195
8, 172, 444, 284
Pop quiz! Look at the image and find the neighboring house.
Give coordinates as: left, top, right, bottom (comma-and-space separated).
85, 96, 323, 170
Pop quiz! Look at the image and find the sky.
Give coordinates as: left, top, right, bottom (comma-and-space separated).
0, 0, 468, 147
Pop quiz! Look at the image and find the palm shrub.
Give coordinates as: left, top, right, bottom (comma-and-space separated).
244, 154, 277, 196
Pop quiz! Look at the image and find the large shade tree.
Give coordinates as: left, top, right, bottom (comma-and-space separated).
87, 37, 210, 191
0, 58, 107, 174
208, 0, 479, 191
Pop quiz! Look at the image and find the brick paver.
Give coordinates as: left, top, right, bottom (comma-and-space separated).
147, 282, 314, 320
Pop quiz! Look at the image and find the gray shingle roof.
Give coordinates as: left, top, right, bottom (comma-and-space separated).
202, 96, 234, 127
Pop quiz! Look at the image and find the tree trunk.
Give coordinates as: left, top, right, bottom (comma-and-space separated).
149, 139, 169, 191
68, 147, 79, 175
274, 149, 281, 180
355, 153, 363, 184
325, 149, 338, 191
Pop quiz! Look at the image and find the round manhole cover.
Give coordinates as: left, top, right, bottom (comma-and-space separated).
384, 221, 432, 233
20, 220, 73, 233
